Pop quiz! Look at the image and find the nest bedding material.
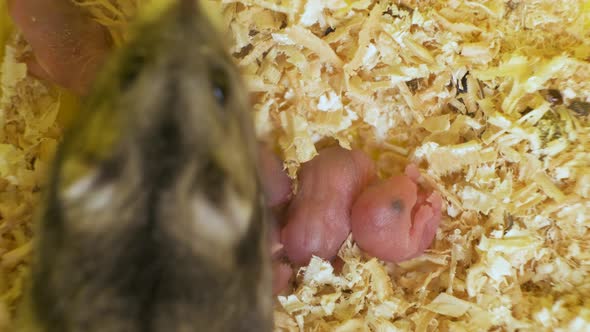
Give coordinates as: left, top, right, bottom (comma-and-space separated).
0, 0, 589, 330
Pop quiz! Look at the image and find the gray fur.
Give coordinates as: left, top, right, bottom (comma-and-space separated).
26, 2, 272, 331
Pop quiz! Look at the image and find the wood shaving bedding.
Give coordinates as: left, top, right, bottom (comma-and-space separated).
0, 0, 589, 330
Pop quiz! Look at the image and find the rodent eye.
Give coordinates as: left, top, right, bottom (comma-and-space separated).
209, 65, 230, 107
120, 51, 147, 89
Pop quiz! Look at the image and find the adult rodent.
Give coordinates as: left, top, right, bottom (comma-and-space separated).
15, 1, 273, 331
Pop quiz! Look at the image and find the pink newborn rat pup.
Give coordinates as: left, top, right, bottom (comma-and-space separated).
351, 165, 442, 263
8, 0, 112, 94
281, 146, 376, 266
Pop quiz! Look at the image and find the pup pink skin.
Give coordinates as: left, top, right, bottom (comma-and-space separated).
8, 0, 112, 94
258, 145, 293, 208
272, 262, 293, 295
260, 147, 294, 295
269, 217, 295, 295
351, 165, 442, 263
281, 146, 376, 266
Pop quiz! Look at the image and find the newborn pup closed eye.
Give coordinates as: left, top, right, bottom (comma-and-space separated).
350, 165, 442, 263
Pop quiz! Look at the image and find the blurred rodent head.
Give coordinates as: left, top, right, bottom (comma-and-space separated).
18, 1, 272, 331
